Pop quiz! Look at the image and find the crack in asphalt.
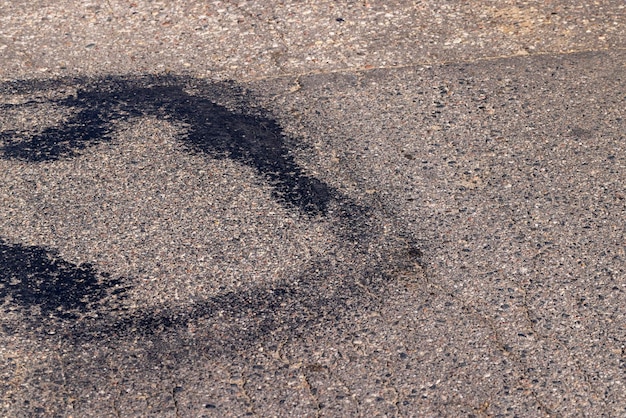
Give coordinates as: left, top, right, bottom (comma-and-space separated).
235, 375, 257, 417
238, 46, 626, 85
401, 252, 562, 416
2, 57, 619, 414
299, 368, 322, 417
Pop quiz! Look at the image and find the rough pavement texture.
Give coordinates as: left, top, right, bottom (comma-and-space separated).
1, 1, 625, 417
1, 0, 625, 80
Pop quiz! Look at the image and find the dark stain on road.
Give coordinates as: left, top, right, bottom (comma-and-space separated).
0, 238, 127, 319
0, 75, 393, 347
0, 75, 341, 216
73, 259, 394, 359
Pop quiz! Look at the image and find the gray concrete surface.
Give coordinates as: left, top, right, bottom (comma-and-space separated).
1, 1, 625, 417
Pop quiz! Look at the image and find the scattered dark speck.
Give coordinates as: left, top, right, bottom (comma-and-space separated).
407, 247, 423, 258
336, 17, 345, 22
205, 403, 216, 409
306, 363, 326, 372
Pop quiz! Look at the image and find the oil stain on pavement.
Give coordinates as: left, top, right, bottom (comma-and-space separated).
2, 51, 624, 417
1, 75, 348, 216
0, 237, 127, 320
0, 75, 412, 353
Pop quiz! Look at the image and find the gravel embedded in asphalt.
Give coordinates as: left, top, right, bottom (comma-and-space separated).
1, 1, 625, 416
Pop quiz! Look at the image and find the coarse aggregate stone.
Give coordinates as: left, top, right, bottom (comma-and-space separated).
248, 49, 625, 416
0, 1, 624, 81
1, 1, 625, 417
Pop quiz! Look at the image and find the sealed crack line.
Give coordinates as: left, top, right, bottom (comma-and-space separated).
171, 386, 182, 418
521, 271, 608, 413
111, 385, 122, 418
333, 374, 362, 416
300, 368, 322, 418
464, 304, 559, 418
240, 46, 624, 84
232, 376, 257, 417
381, 370, 403, 418
413, 259, 561, 417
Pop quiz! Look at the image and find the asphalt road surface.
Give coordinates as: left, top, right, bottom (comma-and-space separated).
1, 1, 625, 417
